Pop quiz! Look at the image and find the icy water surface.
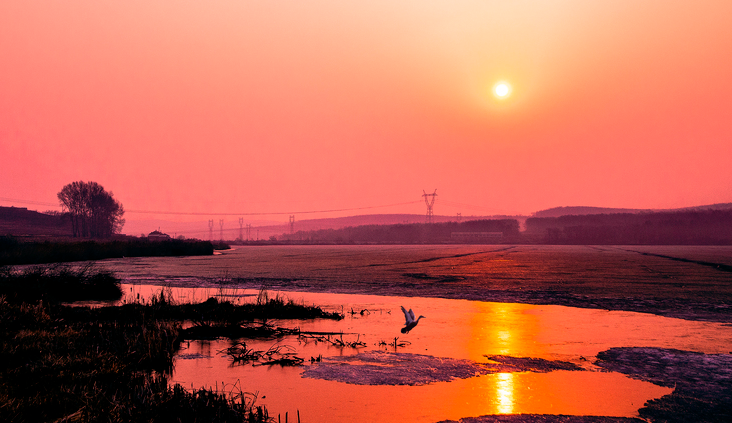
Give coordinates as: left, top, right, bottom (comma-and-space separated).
103, 246, 732, 421
121, 285, 731, 422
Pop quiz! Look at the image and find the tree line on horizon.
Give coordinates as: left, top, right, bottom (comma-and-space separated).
525, 209, 732, 244
275, 209, 732, 245
281, 219, 521, 243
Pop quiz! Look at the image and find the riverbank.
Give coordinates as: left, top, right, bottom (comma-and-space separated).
0, 266, 340, 422
0, 237, 224, 266
98, 245, 732, 324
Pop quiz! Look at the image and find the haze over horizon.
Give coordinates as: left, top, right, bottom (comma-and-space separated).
2, 1, 731, 222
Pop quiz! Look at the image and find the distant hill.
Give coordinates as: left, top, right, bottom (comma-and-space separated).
261, 214, 508, 239
533, 203, 732, 218
672, 203, 732, 212
533, 206, 650, 218
7, 201, 732, 243
525, 208, 732, 244
121, 218, 282, 238
121, 214, 498, 240
281, 218, 521, 244
0, 206, 72, 237
283, 213, 486, 228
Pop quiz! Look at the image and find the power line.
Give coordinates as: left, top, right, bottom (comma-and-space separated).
438, 199, 522, 215
124, 201, 423, 216
2, 196, 522, 217
0, 197, 421, 216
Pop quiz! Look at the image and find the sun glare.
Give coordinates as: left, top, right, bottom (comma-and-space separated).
493, 82, 511, 99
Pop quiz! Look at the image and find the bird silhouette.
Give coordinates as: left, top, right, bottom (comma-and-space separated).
400, 306, 425, 334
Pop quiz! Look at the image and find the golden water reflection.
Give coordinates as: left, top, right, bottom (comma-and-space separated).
495, 372, 514, 414
469, 302, 536, 416
123, 285, 732, 422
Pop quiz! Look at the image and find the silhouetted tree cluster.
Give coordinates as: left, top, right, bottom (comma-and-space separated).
57, 181, 125, 238
525, 210, 732, 245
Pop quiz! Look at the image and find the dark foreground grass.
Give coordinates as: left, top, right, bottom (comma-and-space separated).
0, 264, 123, 303
0, 267, 339, 422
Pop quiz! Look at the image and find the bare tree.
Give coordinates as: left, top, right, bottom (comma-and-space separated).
58, 181, 125, 238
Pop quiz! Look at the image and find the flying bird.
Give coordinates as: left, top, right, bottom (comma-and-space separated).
400, 306, 425, 334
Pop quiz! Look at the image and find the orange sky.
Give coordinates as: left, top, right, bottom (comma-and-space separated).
2, 1, 731, 221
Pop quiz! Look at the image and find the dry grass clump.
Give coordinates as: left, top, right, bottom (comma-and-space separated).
0, 267, 343, 422
0, 265, 285, 422
0, 296, 272, 422
113, 287, 342, 341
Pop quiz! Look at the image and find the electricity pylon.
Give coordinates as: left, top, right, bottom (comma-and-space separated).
423, 189, 437, 224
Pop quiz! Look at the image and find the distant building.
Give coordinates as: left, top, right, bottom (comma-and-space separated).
451, 232, 503, 242
147, 230, 171, 241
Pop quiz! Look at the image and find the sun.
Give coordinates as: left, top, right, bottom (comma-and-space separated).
493, 81, 511, 99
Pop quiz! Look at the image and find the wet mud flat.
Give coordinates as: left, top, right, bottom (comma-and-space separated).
160, 289, 730, 422
596, 347, 732, 422
104, 246, 732, 421
103, 245, 732, 323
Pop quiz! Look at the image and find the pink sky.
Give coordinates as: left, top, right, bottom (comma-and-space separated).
2, 1, 731, 222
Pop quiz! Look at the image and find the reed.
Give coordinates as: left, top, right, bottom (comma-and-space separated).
0, 264, 122, 304
0, 296, 277, 422
1, 277, 328, 421
0, 267, 345, 421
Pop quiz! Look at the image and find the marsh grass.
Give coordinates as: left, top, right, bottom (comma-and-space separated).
0, 264, 122, 304
0, 269, 338, 422
1, 297, 183, 422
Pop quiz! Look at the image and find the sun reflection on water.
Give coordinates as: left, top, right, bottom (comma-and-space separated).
495, 372, 515, 414
467, 302, 540, 414
159, 288, 682, 422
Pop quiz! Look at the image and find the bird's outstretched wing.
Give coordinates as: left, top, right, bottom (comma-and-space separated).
401, 306, 413, 324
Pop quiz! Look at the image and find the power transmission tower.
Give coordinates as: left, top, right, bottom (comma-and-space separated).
289, 215, 295, 234
208, 220, 214, 241
422, 189, 437, 224
246, 224, 252, 241
457, 212, 462, 223
238, 217, 244, 241
219, 219, 224, 241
